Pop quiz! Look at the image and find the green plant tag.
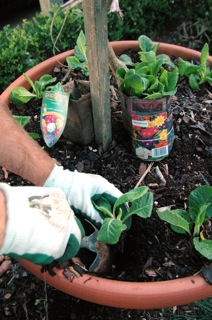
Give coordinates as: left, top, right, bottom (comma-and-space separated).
40, 83, 69, 147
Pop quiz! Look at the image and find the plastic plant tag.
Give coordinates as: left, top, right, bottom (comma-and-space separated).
41, 83, 69, 147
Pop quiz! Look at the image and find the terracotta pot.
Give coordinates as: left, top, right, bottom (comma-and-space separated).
0, 41, 212, 309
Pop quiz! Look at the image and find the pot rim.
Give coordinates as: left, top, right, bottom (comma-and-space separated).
1, 41, 211, 309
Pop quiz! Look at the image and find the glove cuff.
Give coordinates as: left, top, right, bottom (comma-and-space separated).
44, 164, 70, 187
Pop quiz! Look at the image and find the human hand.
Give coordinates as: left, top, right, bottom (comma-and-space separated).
0, 184, 84, 265
0, 255, 11, 276
44, 165, 123, 225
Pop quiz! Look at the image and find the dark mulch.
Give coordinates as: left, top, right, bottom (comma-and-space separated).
0, 52, 212, 319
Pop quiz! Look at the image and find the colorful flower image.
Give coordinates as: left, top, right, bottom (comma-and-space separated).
139, 140, 154, 149
45, 133, 55, 147
41, 112, 65, 147
133, 125, 142, 131
155, 141, 168, 148
154, 115, 165, 127
130, 108, 174, 160
46, 122, 57, 133
147, 120, 155, 128
55, 118, 64, 129
141, 127, 158, 138
159, 129, 167, 141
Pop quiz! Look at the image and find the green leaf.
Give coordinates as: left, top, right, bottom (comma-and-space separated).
200, 43, 209, 68
97, 218, 127, 244
116, 67, 127, 81
165, 68, 179, 91
119, 54, 134, 66
36, 75, 57, 90
189, 74, 200, 90
144, 92, 163, 100
10, 87, 36, 106
194, 204, 210, 236
146, 77, 159, 93
138, 35, 154, 52
188, 186, 212, 221
13, 115, 31, 127
178, 58, 200, 76
157, 209, 191, 234
170, 210, 190, 234
124, 191, 153, 221
66, 56, 82, 69
113, 186, 148, 215
135, 65, 149, 75
139, 50, 156, 63
124, 69, 135, 79
76, 30, 87, 61
93, 197, 113, 218
161, 88, 177, 97
193, 237, 212, 260
124, 74, 149, 97
28, 132, 39, 139
206, 75, 212, 84
23, 73, 36, 92
157, 54, 175, 68
74, 45, 86, 62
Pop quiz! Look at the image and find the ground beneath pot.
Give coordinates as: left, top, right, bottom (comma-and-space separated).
0, 52, 212, 319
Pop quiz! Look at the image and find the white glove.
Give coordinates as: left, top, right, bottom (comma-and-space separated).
0, 183, 83, 265
44, 165, 123, 225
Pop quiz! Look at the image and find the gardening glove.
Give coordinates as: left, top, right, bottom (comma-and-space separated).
0, 183, 84, 265
43, 165, 123, 225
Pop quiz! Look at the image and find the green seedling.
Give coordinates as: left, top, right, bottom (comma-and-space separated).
117, 35, 179, 99
157, 185, 212, 260
94, 186, 153, 245
66, 30, 89, 76
13, 115, 39, 139
10, 74, 57, 106
178, 43, 212, 90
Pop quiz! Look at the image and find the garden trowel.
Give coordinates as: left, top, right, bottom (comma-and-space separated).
80, 223, 112, 273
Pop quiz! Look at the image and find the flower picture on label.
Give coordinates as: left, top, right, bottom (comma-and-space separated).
41, 111, 65, 147
131, 111, 174, 160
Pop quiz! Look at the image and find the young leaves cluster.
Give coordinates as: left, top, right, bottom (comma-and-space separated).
116, 35, 179, 100
157, 185, 212, 260
94, 186, 153, 245
178, 43, 212, 90
66, 30, 89, 76
10, 74, 57, 106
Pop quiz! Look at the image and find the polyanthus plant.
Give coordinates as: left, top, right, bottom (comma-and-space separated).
178, 43, 212, 90
116, 35, 179, 99
157, 185, 212, 260
66, 30, 89, 76
10, 74, 57, 106
94, 186, 153, 245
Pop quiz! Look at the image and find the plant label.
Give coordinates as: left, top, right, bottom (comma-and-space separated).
40, 83, 69, 147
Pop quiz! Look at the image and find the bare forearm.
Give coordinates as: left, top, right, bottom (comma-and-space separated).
0, 190, 6, 246
0, 101, 54, 186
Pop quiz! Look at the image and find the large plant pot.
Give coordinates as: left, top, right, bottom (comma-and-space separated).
0, 41, 212, 309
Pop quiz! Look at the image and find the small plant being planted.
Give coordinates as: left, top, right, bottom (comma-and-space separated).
66, 30, 89, 77
94, 186, 153, 244
10, 74, 57, 106
178, 43, 212, 90
157, 185, 212, 260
